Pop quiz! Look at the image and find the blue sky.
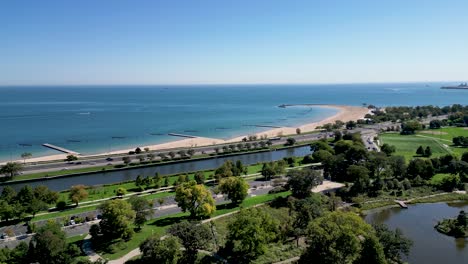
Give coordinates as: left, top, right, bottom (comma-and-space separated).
1, 0, 467, 85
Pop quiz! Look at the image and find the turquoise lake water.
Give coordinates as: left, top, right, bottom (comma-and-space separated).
0, 83, 466, 161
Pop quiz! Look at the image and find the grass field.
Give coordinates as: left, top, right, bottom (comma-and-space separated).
380, 127, 468, 161
380, 133, 450, 160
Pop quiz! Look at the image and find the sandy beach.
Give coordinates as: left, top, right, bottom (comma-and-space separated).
4, 105, 369, 164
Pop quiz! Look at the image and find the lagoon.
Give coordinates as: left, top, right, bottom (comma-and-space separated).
365, 202, 468, 264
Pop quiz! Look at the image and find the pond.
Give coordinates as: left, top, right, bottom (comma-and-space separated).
365, 202, 468, 264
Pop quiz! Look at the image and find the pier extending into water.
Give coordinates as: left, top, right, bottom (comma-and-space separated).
42, 143, 80, 155
395, 200, 408, 208
168, 133, 197, 138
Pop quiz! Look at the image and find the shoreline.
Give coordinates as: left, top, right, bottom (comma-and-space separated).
3, 104, 369, 164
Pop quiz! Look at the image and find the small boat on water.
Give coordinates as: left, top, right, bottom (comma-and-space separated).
441, 83, 468, 89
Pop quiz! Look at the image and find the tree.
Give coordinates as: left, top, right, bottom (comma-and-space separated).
416, 145, 424, 156
17, 185, 34, 206
225, 208, 279, 263
380, 144, 396, 156
28, 221, 78, 264
296, 128, 302, 134
122, 156, 131, 165
0, 162, 23, 178
218, 177, 249, 205
33, 185, 59, 205
462, 152, 468, 163
194, 171, 205, 184
147, 153, 155, 161
175, 181, 215, 218
0, 200, 15, 222
187, 149, 195, 157
1, 186, 16, 203
346, 120, 357, 129
129, 196, 153, 229
373, 224, 412, 263
97, 199, 136, 240
115, 187, 127, 197
28, 199, 48, 217
135, 147, 142, 154
69, 185, 88, 206
20, 152, 32, 163
65, 155, 78, 162
286, 137, 296, 146
347, 165, 370, 193
291, 194, 326, 241
286, 169, 323, 198
168, 151, 176, 159
168, 221, 213, 263
424, 146, 432, 157
429, 119, 443, 129
400, 120, 422, 135
299, 211, 386, 264
139, 235, 182, 264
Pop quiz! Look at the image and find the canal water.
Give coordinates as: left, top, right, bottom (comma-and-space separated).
1, 146, 311, 191
365, 202, 468, 264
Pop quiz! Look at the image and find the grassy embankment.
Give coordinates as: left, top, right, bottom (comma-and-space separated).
379, 127, 467, 161
99, 191, 291, 260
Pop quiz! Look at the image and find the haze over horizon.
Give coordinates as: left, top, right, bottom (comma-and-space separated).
1, 0, 467, 86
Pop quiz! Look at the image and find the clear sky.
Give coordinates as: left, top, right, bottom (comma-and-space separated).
1, 0, 467, 85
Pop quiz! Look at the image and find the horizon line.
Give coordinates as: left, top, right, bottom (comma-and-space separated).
0, 80, 464, 87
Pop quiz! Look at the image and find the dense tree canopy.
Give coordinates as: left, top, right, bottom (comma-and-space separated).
97, 199, 136, 241
300, 211, 386, 264
286, 168, 323, 198
224, 208, 279, 263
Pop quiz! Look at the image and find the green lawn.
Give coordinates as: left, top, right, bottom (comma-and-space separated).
380, 133, 450, 160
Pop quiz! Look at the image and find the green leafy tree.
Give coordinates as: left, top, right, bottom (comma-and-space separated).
286, 169, 323, 198
0, 162, 23, 178
1, 186, 16, 203
373, 224, 412, 264
69, 185, 88, 206
168, 221, 213, 263
380, 144, 396, 156
194, 171, 205, 184
347, 165, 370, 193
416, 146, 424, 156
224, 208, 279, 263
139, 235, 182, 264
28, 221, 79, 264
218, 177, 249, 205
286, 137, 296, 146
129, 196, 153, 229
97, 199, 135, 241
65, 155, 78, 162
291, 194, 326, 241
122, 156, 131, 165
424, 146, 432, 157
175, 181, 215, 218
115, 187, 127, 197
299, 211, 386, 264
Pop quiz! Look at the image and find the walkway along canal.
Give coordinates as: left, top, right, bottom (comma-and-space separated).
0, 145, 312, 192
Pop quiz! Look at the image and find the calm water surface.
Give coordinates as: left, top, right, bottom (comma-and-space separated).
365, 202, 468, 264
1, 83, 466, 161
